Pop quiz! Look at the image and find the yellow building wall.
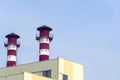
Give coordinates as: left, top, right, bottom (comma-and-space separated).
58, 58, 84, 80
24, 72, 53, 80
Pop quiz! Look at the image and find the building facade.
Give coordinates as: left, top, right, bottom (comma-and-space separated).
0, 58, 84, 80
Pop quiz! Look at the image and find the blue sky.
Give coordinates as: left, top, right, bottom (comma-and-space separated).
0, 0, 120, 80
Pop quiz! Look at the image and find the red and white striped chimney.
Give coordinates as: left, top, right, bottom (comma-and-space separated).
36, 25, 53, 61
4, 33, 20, 67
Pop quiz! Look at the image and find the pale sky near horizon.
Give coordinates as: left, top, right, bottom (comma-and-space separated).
0, 0, 120, 80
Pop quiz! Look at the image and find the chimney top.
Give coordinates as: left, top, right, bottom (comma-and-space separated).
37, 25, 52, 31
5, 33, 20, 38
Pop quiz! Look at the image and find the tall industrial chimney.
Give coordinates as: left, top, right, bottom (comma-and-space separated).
36, 25, 53, 61
4, 33, 20, 67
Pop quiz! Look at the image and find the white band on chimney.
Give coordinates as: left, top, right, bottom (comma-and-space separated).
8, 45, 17, 50
7, 55, 16, 61
40, 37, 49, 43
40, 49, 49, 55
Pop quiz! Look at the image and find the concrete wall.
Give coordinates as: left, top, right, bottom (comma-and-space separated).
0, 72, 23, 80
0, 72, 53, 80
0, 59, 58, 80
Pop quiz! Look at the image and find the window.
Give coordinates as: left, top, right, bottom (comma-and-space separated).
43, 70, 51, 78
63, 74, 68, 80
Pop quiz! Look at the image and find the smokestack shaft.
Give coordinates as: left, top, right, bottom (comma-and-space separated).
5, 33, 20, 67
36, 25, 53, 61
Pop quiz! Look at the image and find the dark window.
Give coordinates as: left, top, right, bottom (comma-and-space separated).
43, 70, 51, 78
63, 74, 68, 80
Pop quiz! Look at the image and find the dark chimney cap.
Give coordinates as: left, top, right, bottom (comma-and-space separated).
5, 33, 20, 38
37, 25, 52, 31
